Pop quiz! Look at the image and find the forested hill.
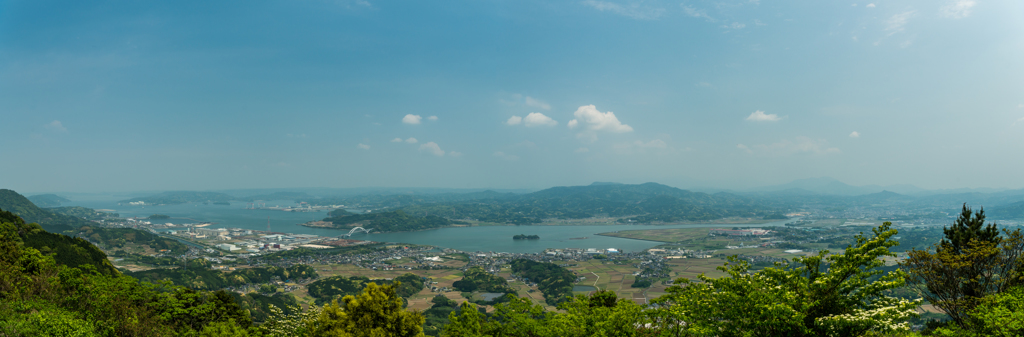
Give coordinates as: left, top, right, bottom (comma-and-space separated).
28, 193, 71, 207
399, 182, 778, 224
0, 189, 93, 232
0, 208, 118, 275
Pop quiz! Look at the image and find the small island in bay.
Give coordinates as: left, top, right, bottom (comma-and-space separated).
513, 234, 540, 240
148, 214, 171, 219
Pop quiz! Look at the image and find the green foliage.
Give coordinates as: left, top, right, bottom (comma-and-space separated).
0, 189, 93, 232
76, 226, 188, 254
0, 308, 100, 337
452, 267, 514, 294
309, 282, 425, 337
48, 206, 118, 220
128, 263, 317, 290
968, 286, 1024, 336
319, 210, 459, 233
942, 203, 1001, 255
512, 234, 539, 240
902, 205, 1024, 328
654, 222, 918, 337
307, 273, 424, 306
197, 319, 251, 337
233, 292, 300, 323
510, 259, 575, 305
21, 226, 120, 275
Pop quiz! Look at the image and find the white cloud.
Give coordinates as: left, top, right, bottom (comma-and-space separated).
524, 97, 550, 110
582, 0, 666, 20
44, 120, 67, 132
575, 147, 590, 153
886, 11, 915, 36
681, 5, 713, 21
725, 22, 746, 29
357, 143, 371, 150
419, 142, 445, 156
634, 139, 667, 148
849, 131, 860, 138
941, 0, 976, 19
740, 137, 841, 156
448, 151, 463, 157
405, 137, 418, 144
568, 105, 633, 133
506, 116, 523, 125
866, 3, 876, 8
493, 151, 519, 161
391, 138, 403, 142
402, 114, 422, 124
428, 115, 438, 121
523, 112, 558, 127
745, 110, 781, 122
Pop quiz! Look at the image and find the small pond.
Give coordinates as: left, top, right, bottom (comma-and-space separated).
479, 292, 506, 301
572, 285, 597, 292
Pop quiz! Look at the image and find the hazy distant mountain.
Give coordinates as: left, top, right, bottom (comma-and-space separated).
989, 201, 1024, 220
397, 182, 778, 224
28, 193, 72, 207
749, 177, 927, 196
118, 191, 236, 205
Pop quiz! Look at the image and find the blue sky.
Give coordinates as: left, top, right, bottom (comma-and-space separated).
2, 0, 1023, 193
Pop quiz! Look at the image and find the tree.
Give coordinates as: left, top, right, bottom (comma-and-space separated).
902, 204, 1024, 328
311, 282, 425, 337
942, 203, 1000, 255
654, 222, 918, 337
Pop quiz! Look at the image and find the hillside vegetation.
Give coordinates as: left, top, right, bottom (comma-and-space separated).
0, 189, 93, 232
27, 193, 71, 207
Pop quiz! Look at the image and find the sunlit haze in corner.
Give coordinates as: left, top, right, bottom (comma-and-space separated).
2, 0, 1023, 193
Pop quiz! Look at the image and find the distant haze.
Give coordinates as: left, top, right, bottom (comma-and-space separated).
2, 0, 1023, 193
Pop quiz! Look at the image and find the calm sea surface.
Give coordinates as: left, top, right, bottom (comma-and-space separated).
66, 197, 794, 254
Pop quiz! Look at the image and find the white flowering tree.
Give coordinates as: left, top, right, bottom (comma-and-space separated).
652, 222, 920, 337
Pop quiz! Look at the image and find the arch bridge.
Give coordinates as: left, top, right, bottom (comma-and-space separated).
342, 227, 372, 238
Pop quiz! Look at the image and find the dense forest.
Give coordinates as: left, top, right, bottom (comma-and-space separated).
306, 273, 425, 306
75, 226, 189, 254
127, 263, 318, 290
509, 259, 577, 305
451, 267, 515, 294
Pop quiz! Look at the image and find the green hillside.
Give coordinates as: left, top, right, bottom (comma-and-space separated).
0, 208, 118, 275
27, 193, 71, 207
0, 189, 93, 232
400, 182, 777, 224
989, 201, 1024, 219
